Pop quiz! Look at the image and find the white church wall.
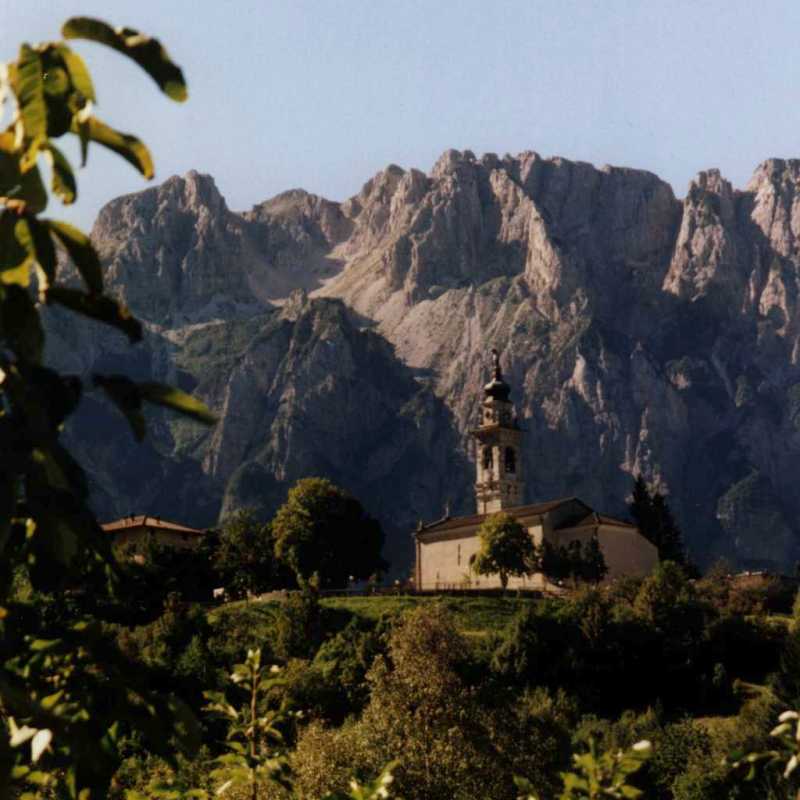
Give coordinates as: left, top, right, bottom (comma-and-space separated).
418, 524, 544, 590
552, 524, 658, 579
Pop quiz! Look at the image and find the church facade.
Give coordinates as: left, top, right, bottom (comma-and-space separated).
413, 351, 658, 591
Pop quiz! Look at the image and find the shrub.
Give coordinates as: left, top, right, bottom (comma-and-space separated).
275, 587, 322, 661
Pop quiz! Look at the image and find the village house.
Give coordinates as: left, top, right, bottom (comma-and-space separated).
413, 350, 658, 591
102, 514, 208, 560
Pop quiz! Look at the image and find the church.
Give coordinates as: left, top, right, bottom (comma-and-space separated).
413, 351, 658, 591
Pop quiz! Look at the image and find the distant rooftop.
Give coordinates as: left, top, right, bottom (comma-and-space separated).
101, 515, 207, 536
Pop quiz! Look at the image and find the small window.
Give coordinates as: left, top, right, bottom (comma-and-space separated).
504, 447, 516, 474
457, 544, 461, 565
482, 447, 493, 471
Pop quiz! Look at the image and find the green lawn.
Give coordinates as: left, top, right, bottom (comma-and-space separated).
210, 593, 538, 644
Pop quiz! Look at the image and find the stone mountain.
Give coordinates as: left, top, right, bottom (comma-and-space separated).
45, 152, 800, 572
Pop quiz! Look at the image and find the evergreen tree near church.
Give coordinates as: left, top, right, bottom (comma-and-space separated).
579, 535, 609, 585
628, 476, 688, 565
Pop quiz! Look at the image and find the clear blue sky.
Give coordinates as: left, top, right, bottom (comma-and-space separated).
4, 0, 800, 229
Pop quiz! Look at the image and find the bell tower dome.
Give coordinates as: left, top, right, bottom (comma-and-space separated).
471, 348, 524, 514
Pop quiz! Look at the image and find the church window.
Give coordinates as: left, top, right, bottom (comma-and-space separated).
482, 446, 493, 471
504, 447, 516, 474
457, 544, 461, 565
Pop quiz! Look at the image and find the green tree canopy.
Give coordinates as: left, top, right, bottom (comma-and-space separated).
539, 538, 608, 586
628, 476, 688, 565
471, 511, 536, 590
215, 509, 286, 600
633, 560, 695, 628
272, 478, 386, 588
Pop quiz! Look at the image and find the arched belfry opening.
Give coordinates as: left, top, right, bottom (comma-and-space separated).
471, 348, 524, 513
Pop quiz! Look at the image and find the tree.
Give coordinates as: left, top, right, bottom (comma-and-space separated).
133, 533, 218, 605
272, 478, 385, 588
471, 511, 536, 590
628, 476, 688, 565
578, 536, 609, 585
633, 561, 695, 628
215, 509, 284, 600
203, 648, 293, 800
539, 540, 573, 584
319, 605, 504, 800
0, 18, 216, 797
539, 538, 607, 586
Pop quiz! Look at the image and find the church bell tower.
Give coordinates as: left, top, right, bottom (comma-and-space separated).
472, 349, 524, 514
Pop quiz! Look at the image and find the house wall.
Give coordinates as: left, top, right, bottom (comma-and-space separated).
417, 524, 545, 590
552, 524, 658, 579
112, 526, 202, 558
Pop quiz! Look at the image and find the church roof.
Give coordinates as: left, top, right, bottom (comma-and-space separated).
417, 497, 591, 536
572, 512, 637, 530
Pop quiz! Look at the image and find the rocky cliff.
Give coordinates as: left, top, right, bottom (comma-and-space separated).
47, 153, 800, 571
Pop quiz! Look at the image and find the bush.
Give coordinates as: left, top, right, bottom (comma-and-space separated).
313, 617, 388, 718
292, 720, 377, 800
275, 587, 323, 661
116, 593, 216, 694
649, 718, 712, 798
486, 687, 577, 799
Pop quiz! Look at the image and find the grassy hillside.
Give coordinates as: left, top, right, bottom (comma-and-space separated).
210, 593, 540, 646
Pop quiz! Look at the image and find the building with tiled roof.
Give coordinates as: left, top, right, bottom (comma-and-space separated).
413, 350, 658, 591
102, 514, 209, 558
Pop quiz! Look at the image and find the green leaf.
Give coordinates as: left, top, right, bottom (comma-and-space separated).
42, 67, 69, 97
47, 220, 101, 292
11, 45, 47, 143
1, 284, 44, 363
0, 131, 22, 196
25, 498, 88, 585
40, 690, 64, 710
62, 18, 188, 102
92, 374, 145, 441
46, 287, 142, 342
77, 118, 90, 167
72, 116, 153, 179
18, 163, 48, 214
43, 144, 77, 204
14, 216, 57, 286
138, 382, 216, 425
55, 44, 96, 103
30, 729, 52, 762
0, 212, 33, 286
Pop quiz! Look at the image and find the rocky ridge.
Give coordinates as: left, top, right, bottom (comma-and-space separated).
47, 152, 800, 570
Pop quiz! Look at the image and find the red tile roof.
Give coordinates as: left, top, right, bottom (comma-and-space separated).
102, 515, 206, 536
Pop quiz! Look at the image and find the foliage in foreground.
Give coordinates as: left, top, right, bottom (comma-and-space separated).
0, 16, 219, 798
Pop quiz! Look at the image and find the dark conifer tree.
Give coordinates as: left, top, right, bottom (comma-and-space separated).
629, 476, 657, 544
628, 476, 688, 566
581, 536, 609, 584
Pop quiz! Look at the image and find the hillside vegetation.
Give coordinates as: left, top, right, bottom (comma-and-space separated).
100, 563, 800, 799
